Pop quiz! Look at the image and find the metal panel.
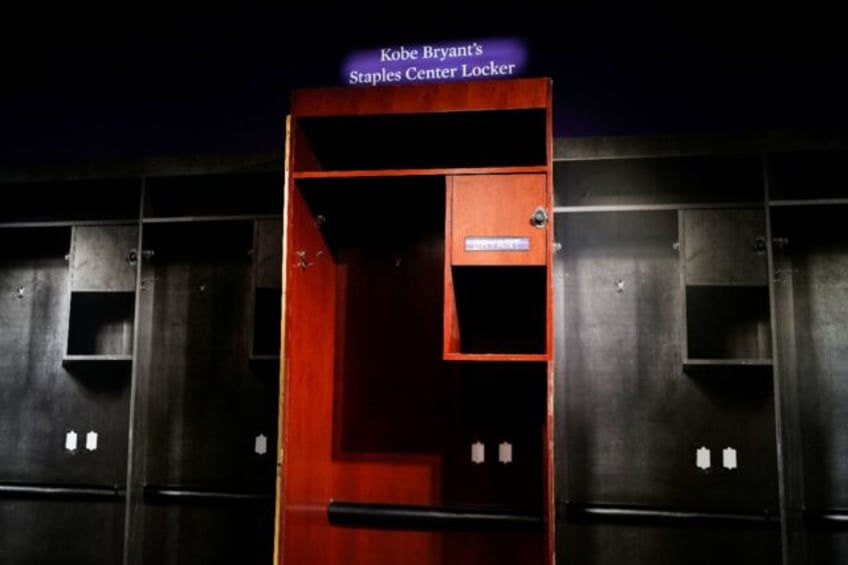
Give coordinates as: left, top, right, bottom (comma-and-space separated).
0, 228, 130, 486
683, 209, 768, 286
771, 207, 848, 513
557, 211, 778, 512
70, 225, 138, 292
134, 221, 278, 489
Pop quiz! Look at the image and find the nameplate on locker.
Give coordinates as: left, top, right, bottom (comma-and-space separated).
465, 236, 530, 252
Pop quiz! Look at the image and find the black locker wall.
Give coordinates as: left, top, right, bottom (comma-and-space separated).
0, 159, 283, 565
553, 136, 848, 565
1, 137, 846, 565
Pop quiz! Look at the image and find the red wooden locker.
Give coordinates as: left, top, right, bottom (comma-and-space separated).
276, 78, 554, 565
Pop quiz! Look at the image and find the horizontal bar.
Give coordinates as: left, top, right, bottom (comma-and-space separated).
564, 503, 778, 528
143, 485, 274, 504
327, 501, 543, 532
769, 198, 848, 207
0, 219, 135, 229
683, 358, 774, 368
0, 215, 279, 229
0, 483, 123, 501
805, 508, 848, 528
62, 354, 134, 365
293, 165, 547, 180
142, 214, 280, 224
553, 202, 765, 214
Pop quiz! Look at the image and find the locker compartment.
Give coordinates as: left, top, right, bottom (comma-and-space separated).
0, 227, 130, 486
133, 220, 277, 489
771, 204, 848, 565
0, 165, 282, 564
281, 78, 554, 565
557, 211, 778, 513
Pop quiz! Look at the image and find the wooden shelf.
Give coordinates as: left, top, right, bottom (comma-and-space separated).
293, 165, 548, 180
444, 353, 550, 363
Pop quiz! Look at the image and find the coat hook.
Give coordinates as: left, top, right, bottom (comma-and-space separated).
296, 250, 313, 270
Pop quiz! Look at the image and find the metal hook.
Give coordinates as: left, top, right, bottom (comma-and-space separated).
296, 250, 313, 270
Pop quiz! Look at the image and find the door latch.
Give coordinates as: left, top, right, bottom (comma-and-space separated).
531, 207, 549, 229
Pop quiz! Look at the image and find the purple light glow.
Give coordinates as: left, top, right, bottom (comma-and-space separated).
342, 38, 528, 86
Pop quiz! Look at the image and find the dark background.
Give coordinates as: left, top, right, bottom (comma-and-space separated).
1, 3, 846, 164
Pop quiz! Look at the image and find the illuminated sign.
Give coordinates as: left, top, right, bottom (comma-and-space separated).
342, 38, 528, 86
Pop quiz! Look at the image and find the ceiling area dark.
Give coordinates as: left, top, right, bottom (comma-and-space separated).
1, 4, 845, 163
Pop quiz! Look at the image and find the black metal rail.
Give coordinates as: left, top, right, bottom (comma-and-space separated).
805, 508, 848, 529
0, 482, 123, 501
143, 484, 274, 505
327, 500, 543, 532
563, 502, 779, 528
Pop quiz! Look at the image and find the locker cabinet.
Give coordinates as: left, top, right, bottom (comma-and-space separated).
0, 164, 283, 564
554, 152, 781, 565
1, 122, 845, 565
277, 78, 555, 565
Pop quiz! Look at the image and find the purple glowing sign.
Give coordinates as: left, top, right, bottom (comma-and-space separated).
342, 38, 528, 86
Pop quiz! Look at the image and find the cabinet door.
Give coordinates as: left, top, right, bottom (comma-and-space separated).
70, 225, 138, 291
450, 174, 548, 266
683, 209, 767, 285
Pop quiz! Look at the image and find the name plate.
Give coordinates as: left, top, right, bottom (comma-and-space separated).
343, 38, 527, 86
465, 237, 530, 252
